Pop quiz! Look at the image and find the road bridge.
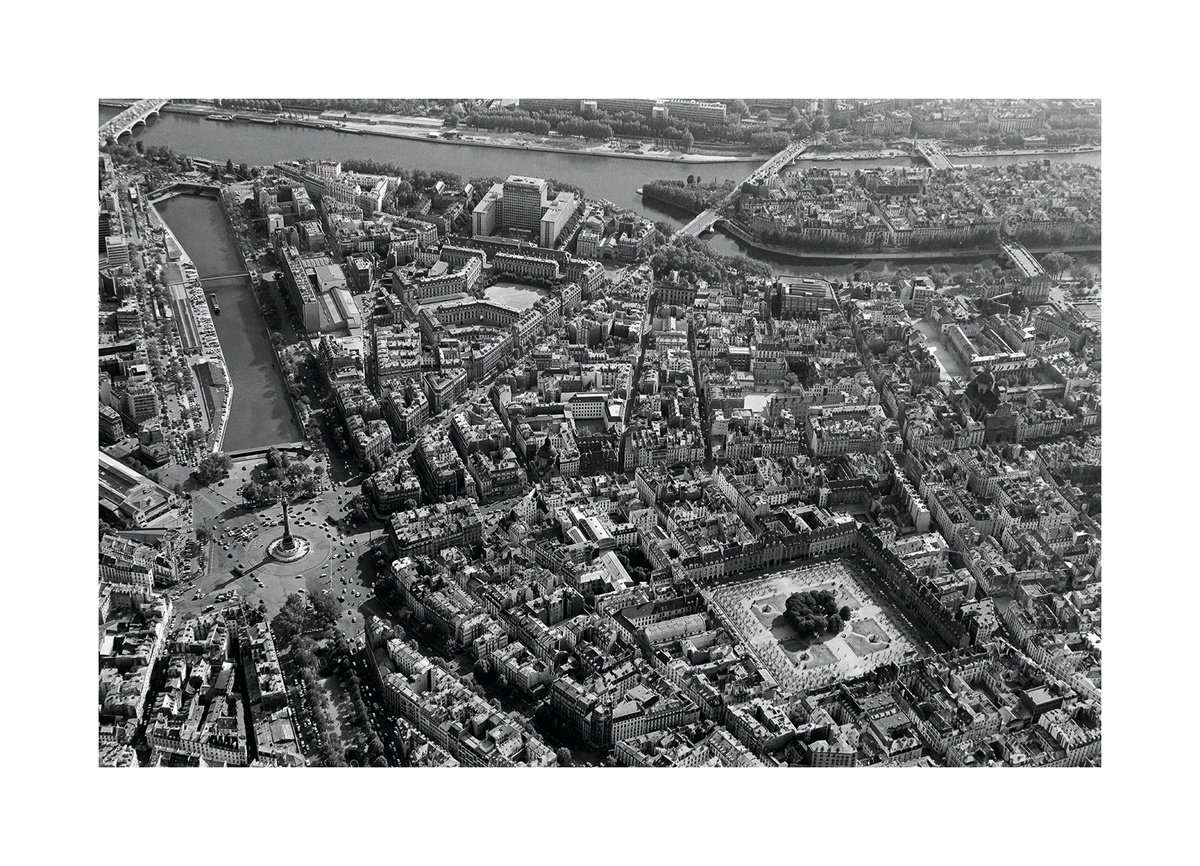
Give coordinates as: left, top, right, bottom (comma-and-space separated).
913, 139, 954, 171
677, 208, 722, 238
999, 241, 1047, 279
672, 135, 823, 239
100, 99, 169, 144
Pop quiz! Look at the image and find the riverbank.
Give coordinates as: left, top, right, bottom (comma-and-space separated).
718, 219, 1101, 263
214, 188, 309, 445
947, 145, 1101, 159
160, 102, 749, 164
639, 188, 717, 218
103, 102, 1100, 279
154, 193, 302, 452
104, 101, 1102, 168
148, 203, 234, 452
797, 148, 909, 161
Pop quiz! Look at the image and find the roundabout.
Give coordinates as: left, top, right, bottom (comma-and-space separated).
268, 533, 311, 563
182, 482, 387, 639
239, 520, 337, 581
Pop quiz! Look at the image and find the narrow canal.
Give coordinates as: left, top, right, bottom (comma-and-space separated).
153, 193, 302, 451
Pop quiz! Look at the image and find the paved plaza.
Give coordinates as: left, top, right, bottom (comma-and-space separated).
708, 559, 917, 690
176, 471, 388, 637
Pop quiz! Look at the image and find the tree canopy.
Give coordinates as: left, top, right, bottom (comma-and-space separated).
783, 590, 843, 638
194, 452, 231, 485
1042, 251, 1075, 280
243, 449, 318, 503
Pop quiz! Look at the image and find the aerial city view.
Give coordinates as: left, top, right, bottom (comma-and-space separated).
98, 97, 1101, 769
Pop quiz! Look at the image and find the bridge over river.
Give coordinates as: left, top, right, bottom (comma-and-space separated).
99, 99, 169, 145
673, 135, 824, 239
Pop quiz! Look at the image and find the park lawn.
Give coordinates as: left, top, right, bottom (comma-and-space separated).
805, 645, 838, 668
852, 618, 891, 643
845, 631, 888, 658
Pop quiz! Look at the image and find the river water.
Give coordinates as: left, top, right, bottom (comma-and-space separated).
105, 104, 1070, 274
107, 104, 1097, 447
102, 104, 1099, 279
153, 194, 302, 451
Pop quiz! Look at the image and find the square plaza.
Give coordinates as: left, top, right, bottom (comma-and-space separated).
706, 559, 918, 692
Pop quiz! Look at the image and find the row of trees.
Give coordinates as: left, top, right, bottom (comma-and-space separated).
466, 112, 553, 136
943, 128, 1099, 149
1042, 129, 1100, 146
212, 98, 283, 113
1048, 115, 1101, 130
460, 104, 821, 149
275, 591, 391, 765
220, 158, 255, 180
467, 175, 584, 198
558, 118, 617, 140
752, 223, 1005, 255
275, 98, 438, 116
1013, 222, 1101, 246
326, 633, 390, 767
272, 592, 347, 766
756, 226, 875, 254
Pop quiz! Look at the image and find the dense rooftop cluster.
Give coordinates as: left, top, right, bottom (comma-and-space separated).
736, 160, 1099, 252
100, 129, 1099, 769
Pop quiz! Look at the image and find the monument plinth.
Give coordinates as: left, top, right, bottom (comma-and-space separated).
267, 495, 310, 563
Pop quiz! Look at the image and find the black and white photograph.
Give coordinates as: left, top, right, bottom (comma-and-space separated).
96, 93, 1103, 771
7, 4, 1193, 863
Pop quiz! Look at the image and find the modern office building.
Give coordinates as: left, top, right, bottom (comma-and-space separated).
778, 276, 840, 318
502, 176, 550, 232
540, 192, 580, 249
663, 99, 728, 124
471, 175, 579, 248
105, 235, 131, 268
125, 381, 160, 423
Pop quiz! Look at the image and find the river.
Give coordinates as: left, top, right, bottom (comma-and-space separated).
153, 193, 302, 451
108, 104, 1097, 450
100, 103, 1102, 279
106, 102, 1099, 276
